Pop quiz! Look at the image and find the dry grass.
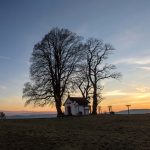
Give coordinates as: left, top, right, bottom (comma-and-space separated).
0, 114, 150, 150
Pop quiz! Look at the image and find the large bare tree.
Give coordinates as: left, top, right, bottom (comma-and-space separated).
23, 28, 83, 117
85, 38, 121, 114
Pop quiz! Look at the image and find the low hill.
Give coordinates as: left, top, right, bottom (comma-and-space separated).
0, 110, 57, 119
6, 114, 57, 119
116, 109, 150, 114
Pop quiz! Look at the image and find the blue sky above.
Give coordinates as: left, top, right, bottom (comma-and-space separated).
0, 0, 150, 111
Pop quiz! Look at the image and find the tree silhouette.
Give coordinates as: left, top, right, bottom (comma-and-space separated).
0, 112, 6, 119
23, 28, 121, 116
23, 28, 83, 117
85, 38, 121, 114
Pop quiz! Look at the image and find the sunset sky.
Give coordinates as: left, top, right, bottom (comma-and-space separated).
0, 0, 150, 113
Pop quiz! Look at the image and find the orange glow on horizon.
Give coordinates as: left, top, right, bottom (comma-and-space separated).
0, 90, 150, 113
1, 100, 150, 113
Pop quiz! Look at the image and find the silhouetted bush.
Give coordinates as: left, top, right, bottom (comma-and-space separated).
0, 112, 6, 119
110, 111, 115, 115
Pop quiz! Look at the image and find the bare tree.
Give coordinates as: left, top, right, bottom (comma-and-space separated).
85, 38, 121, 115
23, 28, 83, 117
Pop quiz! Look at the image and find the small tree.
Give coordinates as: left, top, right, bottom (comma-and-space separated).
23, 28, 83, 117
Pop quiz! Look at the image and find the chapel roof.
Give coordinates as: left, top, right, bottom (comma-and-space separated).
64, 96, 89, 106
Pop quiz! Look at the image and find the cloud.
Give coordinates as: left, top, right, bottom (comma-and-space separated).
114, 56, 150, 65
104, 89, 150, 100
137, 66, 150, 71
104, 90, 130, 96
113, 58, 136, 65
134, 58, 150, 65
135, 86, 150, 93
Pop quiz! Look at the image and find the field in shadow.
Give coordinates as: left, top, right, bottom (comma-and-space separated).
0, 114, 150, 150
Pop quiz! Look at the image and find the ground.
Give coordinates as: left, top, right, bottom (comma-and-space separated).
0, 114, 150, 150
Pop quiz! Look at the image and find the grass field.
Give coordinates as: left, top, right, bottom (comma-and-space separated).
0, 114, 150, 150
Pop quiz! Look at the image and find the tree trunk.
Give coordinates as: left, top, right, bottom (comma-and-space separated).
56, 102, 63, 117
55, 96, 63, 117
92, 86, 97, 115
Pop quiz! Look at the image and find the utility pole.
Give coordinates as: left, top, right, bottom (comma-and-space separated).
126, 105, 131, 115
108, 106, 112, 114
